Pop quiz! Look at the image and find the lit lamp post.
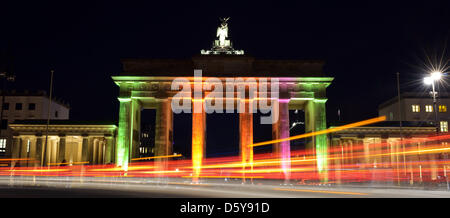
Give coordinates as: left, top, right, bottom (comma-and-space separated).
424, 71, 449, 190
289, 121, 304, 131
423, 71, 443, 133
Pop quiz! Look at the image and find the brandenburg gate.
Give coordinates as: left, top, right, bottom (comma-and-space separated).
112, 18, 333, 181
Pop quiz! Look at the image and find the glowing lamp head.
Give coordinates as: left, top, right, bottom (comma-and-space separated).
431, 71, 442, 81
424, 76, 433, 85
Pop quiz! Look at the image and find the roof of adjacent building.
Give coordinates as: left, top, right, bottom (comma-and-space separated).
10, 120, 117, 126
0, 89, 70, 108
328, 120, 436, 128
118, 55, 326, 77
378, 92, 450, 110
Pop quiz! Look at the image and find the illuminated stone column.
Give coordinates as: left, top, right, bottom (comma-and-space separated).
29, 137, 37, 166
272, 99, 291, 183
239, 99, 254, 183
104, 135, 114, 164
130, 99, 142, 160
305, 99, 328, 183
116, 98, 131, 169
97, 139, 104, 164
362, 138, 370, 166
331, 136, 342, 184
81, 134, 89, 163
11, 136, 20, 167
89, 138, 95, 164
154, 99, 173, 172
92, 138, 99, 165
192, 99, 206, 183
57, 135, 66, 164
35, 135, 43, 167
20, 137, 29, 167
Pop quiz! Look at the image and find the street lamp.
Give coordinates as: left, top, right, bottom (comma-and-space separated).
424, 70, 449, 190
424, 71, 443, 133
290, 121, 304, 130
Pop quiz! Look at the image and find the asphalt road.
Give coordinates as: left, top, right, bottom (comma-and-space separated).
0, 176, 449, 198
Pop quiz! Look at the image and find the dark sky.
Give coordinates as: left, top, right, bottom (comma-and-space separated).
0, 1, 449, 155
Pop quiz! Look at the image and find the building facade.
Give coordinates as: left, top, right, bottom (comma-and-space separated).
9, 120, 116, 167
379, 92, 450, 132
0, 90, 70, 157
112, 18, 333, 183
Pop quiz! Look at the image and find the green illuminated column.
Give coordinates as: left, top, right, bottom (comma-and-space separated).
130, 99, 142, 160
305, 99, 328, 183
154, 99, 173, 172
116, 98, 131, 170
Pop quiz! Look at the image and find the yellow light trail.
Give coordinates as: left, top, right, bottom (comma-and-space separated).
0, 158, 33, 161
7, 169, 68, 172
198, 158, 316, 169
251, 116, 386, 147
326, 145, 450, 161
235, 167, 316, 174
89, 166, 156, 171
273, 188, 369, 196
140, 170, 185, 174
47, 161, 89, 166
182, 175, 264, 179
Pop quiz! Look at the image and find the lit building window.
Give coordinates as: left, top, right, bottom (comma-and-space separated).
425, 105, 433, 112
440, 121, 448, 132
439, 105, 447, 112
412, 105, 420, 112
0, 139, 6, 153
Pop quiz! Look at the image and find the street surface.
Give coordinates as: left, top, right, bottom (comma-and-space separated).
0, 176, 449, 198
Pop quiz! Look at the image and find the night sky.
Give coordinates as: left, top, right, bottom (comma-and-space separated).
1, 1, 449, 156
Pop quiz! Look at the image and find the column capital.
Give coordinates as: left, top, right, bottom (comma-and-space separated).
104, 133, 113, 138
313, 98, 328, 103
278, 98, 291, 103
118, 97, 131, 102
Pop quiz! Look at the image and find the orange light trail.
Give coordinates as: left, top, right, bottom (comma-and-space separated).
250, 116, 386, 147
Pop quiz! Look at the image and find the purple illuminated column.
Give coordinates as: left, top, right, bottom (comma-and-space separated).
272, 99, 291, 182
